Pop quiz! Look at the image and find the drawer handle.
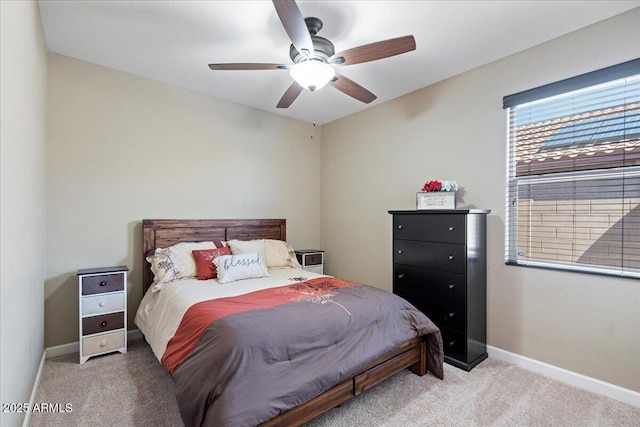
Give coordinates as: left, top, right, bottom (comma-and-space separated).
448, 226, 455, 231
397, 250, 404, 254
98, 301, 106, 307
448, 284, 455, 289
448, 255, 454, 260
397, 273, 405, 279
100, 340, 107, 348
447, 312, 455, 318
398, 225, 404, 229
99, 281, 107, 287
100, 321, 107, 327
448, 340, 456, 347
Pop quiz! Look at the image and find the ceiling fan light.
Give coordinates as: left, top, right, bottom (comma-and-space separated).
290, 60, 335, 91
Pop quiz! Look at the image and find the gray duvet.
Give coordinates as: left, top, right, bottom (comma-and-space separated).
170, 280, 443, 427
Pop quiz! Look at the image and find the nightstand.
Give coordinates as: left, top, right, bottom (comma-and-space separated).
77, 266, 128, 364
295, 250, 324, 274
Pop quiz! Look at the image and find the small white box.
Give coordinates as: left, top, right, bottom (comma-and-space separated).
416, 192, 457, 210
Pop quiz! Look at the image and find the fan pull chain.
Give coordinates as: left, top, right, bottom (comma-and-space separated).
310, 91, 316, 140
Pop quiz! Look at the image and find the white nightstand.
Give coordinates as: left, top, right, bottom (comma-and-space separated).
77, 266, 128, 364
295, 250, 324, 274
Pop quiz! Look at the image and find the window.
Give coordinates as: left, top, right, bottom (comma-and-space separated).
504, 58, 640, 278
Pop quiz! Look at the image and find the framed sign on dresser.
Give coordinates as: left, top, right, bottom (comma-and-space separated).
388, 209, 490, 371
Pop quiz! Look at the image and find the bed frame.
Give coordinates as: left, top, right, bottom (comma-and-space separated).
142, 218, 428, 426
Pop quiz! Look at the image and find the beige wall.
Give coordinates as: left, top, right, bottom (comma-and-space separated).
46, 54, 321, 347
41, 4, 639, 395
0, 1, 48, 426
321, 8, 640, 392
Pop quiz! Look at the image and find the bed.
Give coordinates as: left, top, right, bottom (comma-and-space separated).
136, 218, 443, 427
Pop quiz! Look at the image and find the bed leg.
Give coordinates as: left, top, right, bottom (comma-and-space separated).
410, 340, 427, 376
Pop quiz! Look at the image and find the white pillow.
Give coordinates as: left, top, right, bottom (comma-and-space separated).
227, 239, 266, 258
147, 241, 216, 288
265, 239, 302, 269
214, 253, 269, 284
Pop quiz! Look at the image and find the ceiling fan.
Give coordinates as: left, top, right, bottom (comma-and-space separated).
208, 0, 416, 108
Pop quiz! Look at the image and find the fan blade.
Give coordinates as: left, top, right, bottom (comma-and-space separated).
277, 81, 304, 108
331, 73, 377, 104
272, 0, 314, 58
331, 35, 416, 66
209, 63, 289, 70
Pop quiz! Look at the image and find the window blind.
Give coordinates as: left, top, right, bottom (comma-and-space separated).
504, 58, 640, 278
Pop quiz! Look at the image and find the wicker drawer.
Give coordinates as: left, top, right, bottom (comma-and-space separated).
81, 292, 125, 316
393, 214, 465, 244
303, 253, 323, 266
82, 273, 125, 295
296, 251, 324, 267
81, 330, 125, 357
82, 312, 124, 336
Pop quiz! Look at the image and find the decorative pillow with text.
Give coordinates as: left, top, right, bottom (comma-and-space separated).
213, 253, 269, 284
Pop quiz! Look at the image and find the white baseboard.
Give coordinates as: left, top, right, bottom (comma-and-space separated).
487, 345, 640, 407
45, 329, 143, 359
22, 350, 46, 427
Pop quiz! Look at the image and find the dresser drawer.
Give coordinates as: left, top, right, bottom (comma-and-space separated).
82, 312, 125, 336
82, 273, 125, 295
394, 240, 466, 273
393, 265, 466, 302
81, 330, 125, 357
297, 252, 323, 266
82, 292, 125, 316
408, 297, 466, 334
441, 328, 466, 361
433, 305, 466, 333
303, 265, 324, 274
393, 214, 465, 244
393, 265, 466, 332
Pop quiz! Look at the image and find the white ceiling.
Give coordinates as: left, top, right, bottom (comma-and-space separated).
38, 1, 640, 125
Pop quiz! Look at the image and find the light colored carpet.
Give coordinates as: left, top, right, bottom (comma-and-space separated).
30, 339, 639, 427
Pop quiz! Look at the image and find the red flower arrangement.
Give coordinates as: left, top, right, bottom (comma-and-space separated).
420, 179, 459, 192
421, 180, 442, 192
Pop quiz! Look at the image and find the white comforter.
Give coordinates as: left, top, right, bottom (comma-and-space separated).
134, 267, 325, 361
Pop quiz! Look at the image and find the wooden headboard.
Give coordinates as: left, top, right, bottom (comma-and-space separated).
142, 219, 286, 293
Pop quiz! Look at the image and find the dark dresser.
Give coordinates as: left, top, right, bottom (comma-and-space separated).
388, 209, 490, 371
